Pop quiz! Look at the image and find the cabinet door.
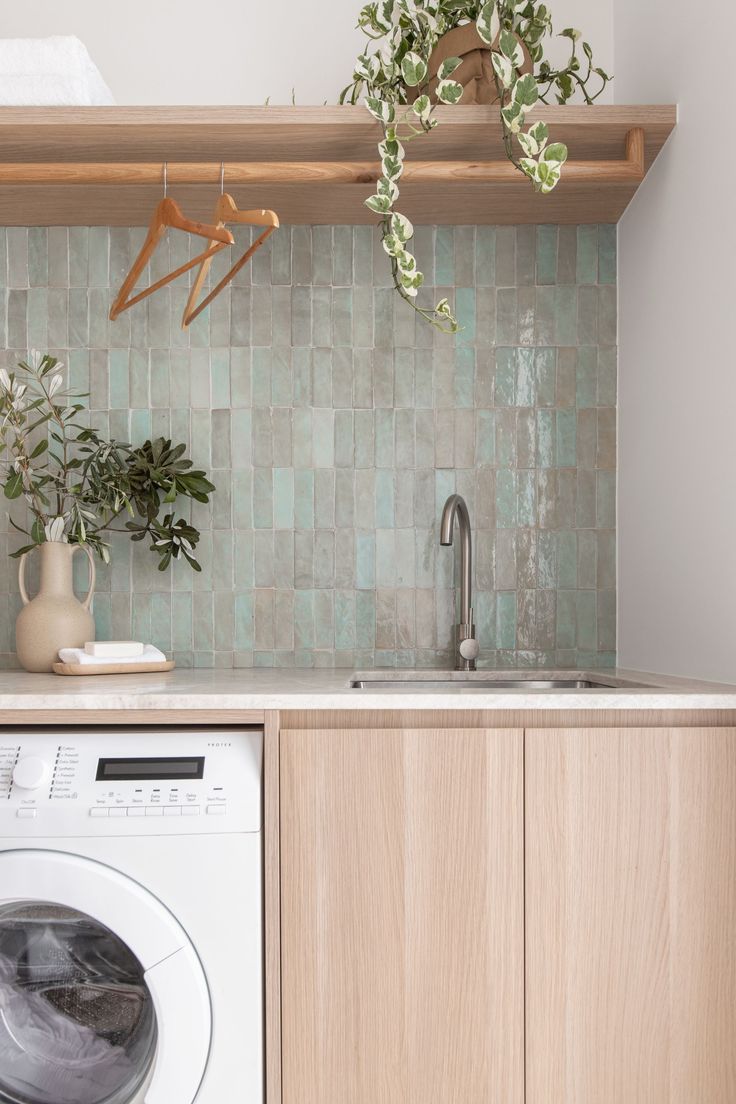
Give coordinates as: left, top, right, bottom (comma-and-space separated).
280, 726, 523, 1104
526, 727, 736, 1103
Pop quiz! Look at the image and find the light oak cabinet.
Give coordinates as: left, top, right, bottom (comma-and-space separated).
526, 726, 736, 1103
275, 720, 736, 1104
279, 726, 524, 1104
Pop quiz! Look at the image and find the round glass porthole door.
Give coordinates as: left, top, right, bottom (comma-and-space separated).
0, 901, 157, 1104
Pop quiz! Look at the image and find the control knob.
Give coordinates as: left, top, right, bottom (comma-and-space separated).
459, 637, 480, 661
13, 757, 50, 791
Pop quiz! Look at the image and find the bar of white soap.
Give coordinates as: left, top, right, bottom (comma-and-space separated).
85, 641, 144, 658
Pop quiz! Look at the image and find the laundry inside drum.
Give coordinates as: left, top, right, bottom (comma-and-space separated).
0, 901, 158, 1104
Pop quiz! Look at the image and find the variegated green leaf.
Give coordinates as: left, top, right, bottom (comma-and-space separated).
517, 130, 539, 157
437, 78, 464, 104
396, 250, 417, 273
491, 51, 514, 88
376, 175, 399, 202
438, 56, 463, 80
528, 120, 549, 147
476, 1, 500, 46
382, 233, 402, 255
412, 93, 431, 121
401, 51, 427, 87
513, 72, 538, 107
391, 212, 414, 242
499, 29, 524, 68
379, 136, 405, 162
365, 194, 392, 214
543, 142, 568, 163
501, 101, 524, 132
365, 97, 395, 124
375, 0, 393, 32
381, 158, 403, 181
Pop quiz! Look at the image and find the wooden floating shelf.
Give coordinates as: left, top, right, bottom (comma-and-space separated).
0, 105, 675, 225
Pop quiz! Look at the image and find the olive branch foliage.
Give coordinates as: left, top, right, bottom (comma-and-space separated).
341, 0, 610, 332
0, 353, 214, 571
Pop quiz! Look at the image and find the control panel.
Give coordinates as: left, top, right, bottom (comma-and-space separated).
0, 729, 262, 837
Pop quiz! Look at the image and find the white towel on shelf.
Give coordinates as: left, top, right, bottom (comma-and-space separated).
0, 36, 114, 105
58, 644, 166, 666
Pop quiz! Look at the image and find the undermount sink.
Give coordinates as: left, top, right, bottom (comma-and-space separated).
349, 672, 648, 691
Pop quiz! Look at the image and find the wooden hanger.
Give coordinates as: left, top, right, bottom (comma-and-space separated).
109, 194, 235, 320
182, 191, 279, 328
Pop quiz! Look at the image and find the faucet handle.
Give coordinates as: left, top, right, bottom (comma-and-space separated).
459, 637, 480, 661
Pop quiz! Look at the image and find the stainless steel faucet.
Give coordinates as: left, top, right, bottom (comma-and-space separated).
440, 494, 480, 671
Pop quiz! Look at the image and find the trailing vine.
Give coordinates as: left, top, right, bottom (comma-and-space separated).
341, 0, 610, 332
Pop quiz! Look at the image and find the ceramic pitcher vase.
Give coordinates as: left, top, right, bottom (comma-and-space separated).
15, 541, 96, 672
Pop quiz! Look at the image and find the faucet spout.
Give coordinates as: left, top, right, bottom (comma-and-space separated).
440, 493, 472, 626
440, 494, 478, 669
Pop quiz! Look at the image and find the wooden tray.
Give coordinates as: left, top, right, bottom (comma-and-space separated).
52, 660, 176, 676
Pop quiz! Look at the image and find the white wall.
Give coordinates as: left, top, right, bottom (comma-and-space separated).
614, 0, 736, 681
1, 0, 612, 104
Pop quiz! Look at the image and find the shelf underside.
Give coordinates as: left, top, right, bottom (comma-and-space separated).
0, 105, 676, 225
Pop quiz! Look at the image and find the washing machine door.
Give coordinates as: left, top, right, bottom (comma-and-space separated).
0, 850, 211, 1104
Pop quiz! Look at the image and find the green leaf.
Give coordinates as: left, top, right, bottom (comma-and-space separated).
543, 142, 568, 163
499, 28, 524, 67
517, 130, 539, 157
390, 212, 414, 242
30, 438, 48, 459
365, 194, 392, 214
4, 470, 23, 499
491, 52, 514, 88
555, 72, 573, 101
412, 93, 431, 121
560, 27, 581, 41
529, 120, 549, 146
476, 1, 500, 45
381, 155, 403, 180
379, 136, 405, 162
501, 101, 524, 132
376, 175, 399, 202
9, 544, 37, 559
365, 96, 395, 124
437, 78, 463, 104
438, 56, 462, 80
513, 72, 539, 108
401, 51, 427, 87
396, 250, 416, 273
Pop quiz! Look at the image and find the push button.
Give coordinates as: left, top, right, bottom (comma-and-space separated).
127, 806, 145, 817
182, 805, 200, 816
206, 804, 226, 816
145, 806, 164, 817
109, 807, 127, 818
164, 806, 182, 816
90, 808, 109, 817
16, 808, 37, 819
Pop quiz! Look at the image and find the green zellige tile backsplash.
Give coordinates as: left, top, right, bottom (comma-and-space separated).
0, 223, 616, 669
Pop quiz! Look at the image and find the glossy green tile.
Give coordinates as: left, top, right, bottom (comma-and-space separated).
0, 222, 616, 672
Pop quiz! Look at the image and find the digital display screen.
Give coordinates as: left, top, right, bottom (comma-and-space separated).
95, 757, 205, 781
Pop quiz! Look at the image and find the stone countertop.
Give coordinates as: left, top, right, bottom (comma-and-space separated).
0, 668, 735, 712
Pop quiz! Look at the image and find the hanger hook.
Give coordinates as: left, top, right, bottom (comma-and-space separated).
220, 161, 225, 196
163, 161, 168, 198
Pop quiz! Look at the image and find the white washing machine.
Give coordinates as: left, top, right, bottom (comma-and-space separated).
0, 727, 264, 1104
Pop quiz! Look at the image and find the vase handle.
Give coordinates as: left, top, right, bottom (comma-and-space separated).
73, 543, 96, 611
18, 551, 31, 606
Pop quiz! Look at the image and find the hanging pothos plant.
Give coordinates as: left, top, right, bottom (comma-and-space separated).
341, 0, 610, 332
